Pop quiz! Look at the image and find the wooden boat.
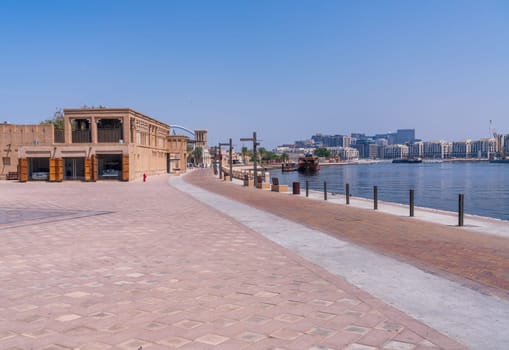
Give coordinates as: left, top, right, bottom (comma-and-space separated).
392, 157, 423, 164
281, 162, 297, 172
298, 153, 320, 172
489, 158, 509, 164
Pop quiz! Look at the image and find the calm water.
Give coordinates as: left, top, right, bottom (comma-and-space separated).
270, 162, 509, 222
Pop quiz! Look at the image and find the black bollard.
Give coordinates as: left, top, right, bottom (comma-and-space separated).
306, 180, 309, 197
324, 181, 327, 200
458, 194, 464, 227
373, 185, 378, 210
292, 182, 300, 195
410, 189, 415, 217
346, 183, 350, 205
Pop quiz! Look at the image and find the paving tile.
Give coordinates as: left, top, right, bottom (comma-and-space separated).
40, 345, 73, 350
9, 304, 38, 312
344, 325, 371, 335
21, 328, 56, 338
305, 327, 337, 338
157, 336, 191, 348
173, 320, 203, 329
55, 314, 82, 322
235, 331, 267, 342
0, 330, 16, 340
270, 328, 303, 340
275, 313, 304, 323
75, 343, 112, 350
383, 340, 416, 350
0, 175, 466, 350
116, 339, 153, 350
195, 334, 229, 345
345, 344, 378, 350
64, 291, 90, 298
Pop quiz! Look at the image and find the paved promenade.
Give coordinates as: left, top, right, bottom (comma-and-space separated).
179, 170, 509, 349
0, 173, 493, 349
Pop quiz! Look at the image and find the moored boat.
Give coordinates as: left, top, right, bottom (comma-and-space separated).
281, 162, 298, 172
489, 158, 509, 164
298, 153, 320, 172
392, 157, 423, 164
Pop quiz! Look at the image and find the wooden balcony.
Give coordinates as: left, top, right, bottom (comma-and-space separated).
72, 130, 91, 143
54, 129, 65, 143
98, 128, 123, 143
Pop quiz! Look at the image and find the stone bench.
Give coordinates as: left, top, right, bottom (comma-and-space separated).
255, 175, 270, 189
271, 177, 288, 192
243, 175, 254, 187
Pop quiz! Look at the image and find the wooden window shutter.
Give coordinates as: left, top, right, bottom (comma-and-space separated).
84, 158, 91, 181
49, 158, 57, 182
57, 158, 63, 182
91, 154, 97, 181
122, 155, 129, 181
19, 158, 28, 182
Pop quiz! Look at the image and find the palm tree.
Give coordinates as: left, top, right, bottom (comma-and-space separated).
258, 147, 267, 164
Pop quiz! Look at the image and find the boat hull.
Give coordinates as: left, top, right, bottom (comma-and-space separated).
392, 159, 423, 164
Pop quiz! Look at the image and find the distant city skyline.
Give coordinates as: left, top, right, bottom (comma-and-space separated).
1, 1, 508, 149
280, 127, 507, 148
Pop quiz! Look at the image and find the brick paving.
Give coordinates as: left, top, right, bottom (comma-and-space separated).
0, 176, 465, 349
184, 170, 509, 301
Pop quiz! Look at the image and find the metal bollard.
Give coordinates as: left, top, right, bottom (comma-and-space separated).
373, 185, 378, 210
306, 180, 309, 197
346, 183, 350, 205
409, 189, 415, 217
458, 194, 464, 227
324, 181, 327, 200
292, 182, 300, 195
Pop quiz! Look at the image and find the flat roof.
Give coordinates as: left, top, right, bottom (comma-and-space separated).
63, 108, 171, 129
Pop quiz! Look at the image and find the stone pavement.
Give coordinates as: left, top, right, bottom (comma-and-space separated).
0, 176, 466, 349
184, 171, 509, 299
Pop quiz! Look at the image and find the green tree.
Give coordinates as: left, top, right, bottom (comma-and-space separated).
281, 152, 289, 162
258, 147, 267, 163
191, 147, 203, 166
314, 147, 331, 158
41, 109, 64, 129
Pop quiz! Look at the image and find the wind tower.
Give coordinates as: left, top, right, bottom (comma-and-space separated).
194, 130, 208, 148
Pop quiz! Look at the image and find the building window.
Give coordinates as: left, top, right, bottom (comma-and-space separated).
2, 157, 10, 166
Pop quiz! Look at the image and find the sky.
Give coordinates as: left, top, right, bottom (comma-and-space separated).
1, 0, 508, 149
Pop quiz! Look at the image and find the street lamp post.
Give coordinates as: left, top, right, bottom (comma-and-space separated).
218, 140, 232, 180
240, 132, 259, 187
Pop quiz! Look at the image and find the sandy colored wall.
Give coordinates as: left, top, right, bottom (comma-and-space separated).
130, 145, 168, 180
1, 124, 54, 177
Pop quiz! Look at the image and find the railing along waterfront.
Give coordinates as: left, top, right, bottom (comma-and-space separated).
269, 162, 509, 222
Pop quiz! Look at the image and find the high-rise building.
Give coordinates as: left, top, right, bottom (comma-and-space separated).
395, 129, 416, 144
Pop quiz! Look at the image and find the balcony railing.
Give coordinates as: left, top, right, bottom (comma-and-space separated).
98, 128, 123, 143
72, 130, 91, 143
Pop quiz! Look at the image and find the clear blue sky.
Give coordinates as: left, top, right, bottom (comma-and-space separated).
1, 0, 508, 149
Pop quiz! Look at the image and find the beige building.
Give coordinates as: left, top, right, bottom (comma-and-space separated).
1, 123, 54, 178
1, 108, 194, 181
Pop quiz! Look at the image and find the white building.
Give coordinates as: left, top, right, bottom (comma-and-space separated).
452, 140, 472, 158
408, 142, 424, 159
471, 138, 496, 158
423, 141, 452, 159
383, 144, 409, 159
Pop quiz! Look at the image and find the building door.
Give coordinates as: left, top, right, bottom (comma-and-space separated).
64, 158, 85, 180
